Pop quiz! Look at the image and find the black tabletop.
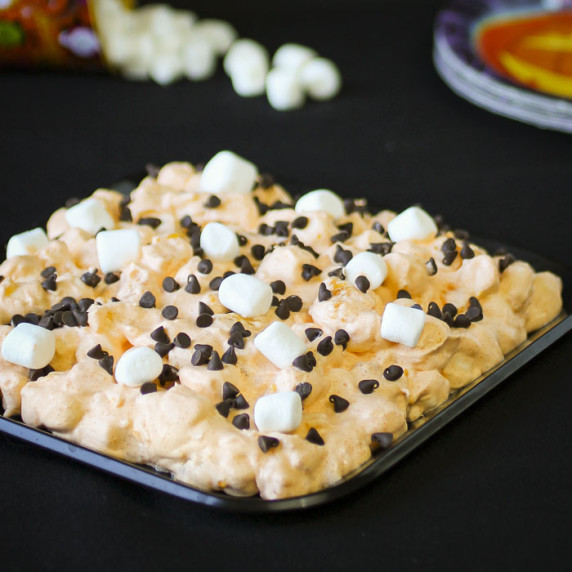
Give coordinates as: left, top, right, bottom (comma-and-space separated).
1, 0, 571, 569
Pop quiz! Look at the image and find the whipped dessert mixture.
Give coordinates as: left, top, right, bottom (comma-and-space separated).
0, 152, 563, 499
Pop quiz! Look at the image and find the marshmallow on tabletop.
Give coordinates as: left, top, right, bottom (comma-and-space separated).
194, 19, 238, 55
254, 391, 303, 433
345, 252, 388, 290
96, 229, 141, 274
65, 197, 115, 235
1, 323, 56, 369
254, 322, 307, 369
295, 189, 345, 220
266, 67, 305, 111
218, 274, 273, 317
387, 206, 438, 243
381, 302, 426, 348
230, 68, 267, 98
272, 43, 317, 72
115, 346, 163, 387
299, 57, 342, 101
224, 39, 269, 97
148, 52, 183, 85
181, 38, 217, 81
199, 151, 258, 195
6, 227, 49, 259
200, 222, 240, 262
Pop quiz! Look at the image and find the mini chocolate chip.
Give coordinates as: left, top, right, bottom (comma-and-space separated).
411, 304, 423, 310
221, 346, 237, 365
234, 394, 249, 409
253, 197, 269, 216
191, 347, 210, 366
334, 245, 353, 266
81, 271, 101, 288
291, 216, 309, 229
87, 344, 108, 360
98, 355, 114, 375
305, 327, 323, 342
258, 173, 275, 188
196, 313, 213, 328
42, 274, 57, 291
38, 316, 55, 330
371, 432, 393, 451
207, 351, 223, 371
139, 291, 156, 309
197, 259, 213, 274
173, 332, 191, 348
442, 311, 455, 327
355, 275, 370, 293
396, 289, 411, 299
329, 394, 350, 413
251, 244, 266, 261
185, 274, 201, 294
301, 264, 321, 281
162, 305, 178, 320
40, 266, 56, 278
198, 301, 214, 316
232, 414, 250, 430
29, 365, 54, 381
258, 435, 280, 453
154, 342, 174, 357
216, 399, 234, 418
77, 298, 94, 312
275, 299, 290, 320
453, 314, 471, 328
162, 277, 180, 292
227, 330, 245, 349
286, 295, 303, 312
138, 217, 161, 229
442, 303, 458, 317
466, 297, 483, 322
140, 382, 157, 395
159, 364, 179, 384
334, 329, 349, 350
383, 365, 403, 381
291, 235, 319, 259
317, 336, 334, 356
292, 352, 314, 372
222, 382, 240, 400
499, 254, 515, 273
104, 272, 120, 285
295, 382, 313, 400
209, 277, 223, 291
343, 198, 355, 214
151, 326, 170, 344
119, 206, 132, 222
270, 280, 286, 295
258, 223, 274, 236
204, 195, 221, 208
305, 427, 325, 446
318, 283, 332, 301
337, 221, 353, 235
441, 237, 457, 252
307, 352, 317, 367
425, 257, 438, 276
442, 250, 458, 266
460, 242, 475, 259
454, 229, 470, 241
372, 221, 385, 234
62, 311, 78, 327
274, 221, 290, 238
234, 254, 247, 268
240, 257, 255, 275
180, 215, 193, 228
427, 302, 442, 320
110, 297, 120, 303
24, 313, 40, 325
328, 267, 345, 279
330, 231, 350, 243
223, 270, 235, 279
368, 242, 393, 256
230, 322, 251, 337
73, 310, 88, 327
358, 379, 379, 394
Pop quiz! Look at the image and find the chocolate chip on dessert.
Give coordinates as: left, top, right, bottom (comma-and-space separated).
81, 271, 101, 288
222, 382, 240, 400
234, 394, 249, 409
441, 237, 457, 252
317, 336, 334, 356
139, 291, 156, 309
41, 273, 57, 292
292, 352, 315, 372
216, 399, 234, 418
258, 173, 275, 189
185, 274, 201, 294
334, 329, 349, 350
197, 259, 213, 275
207, 351, 223, 371
173, 332, 191, 349
237, 234, 248, 246
359, 379, 380, 394
239, 257, 255, 275
337, 221, 353, 236
204, 195, 221, 208
442, 250, 458, 266
285, 295, 303, 312
159, 364, 179, 384
368, 242, 393, 256
196, 313, 213, 328
305, 327, 322, 342
330, 231, 350, 243
295, 382, 313, 400
221, 346, 237, 365
119, 206, 132, 222
230, 322, 251, 337
355, 275, 370, 293
258, 435, 280, 453
98, 355, 114, 375
499, 253, 515, 273
396, 289, 412, 300
411, 304, 423, 310
209, 277, 223, 291
370, 432, 393, 452
275, 299, 290, 320
38, 316, 55, 330
383, 365, 403, 381
151, 326, 170, 344
460, 242, 475, 260
40, 266, 56, 278
77, 298, 94, 312
110, 297, 120, 303
227, 330, 246, 349
180, 215, 193, 228
270, 280, 286, 295
62, 311, 78, 328
104, 272, 120, 285
343, 198, 355, 214
161, 305, 178, 320
305, 427, 325, 446
232, 414, 250, 430
198, 301, 214, 316
253, 196, 269, 216
250, 244, 266, 261
274, 221, 290, 238
154, 342, 174, 357
453, 314, 471, 328
140, 382, 157, 395
291, 235, 319, 259
372, 221, 385, 234
162, 276, 180, 292
466, 297, 483, 322
328, 267, 345, 280
258, 223, 274, 236
301, 264, 321, 281
329, 394, 350, 413
291, 216, 309, 229
138, 217, 162, 229
191, 346, 211, 366
442, 303, 458, 317
425, 257, 438, 276
334, 245, 353, 266
29, 365, 54, 382
318, 283, 332, 301
24, 313, 41, 326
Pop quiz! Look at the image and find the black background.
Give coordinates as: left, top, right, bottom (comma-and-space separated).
1, 0, 571, 569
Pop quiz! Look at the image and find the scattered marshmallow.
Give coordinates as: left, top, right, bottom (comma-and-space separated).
254, 322, 307, 369
381, 302, 426, 348
295, 189, 345, 220
272, 43, 317, 72
6, 227, 49, 259
199, 222, 240, 262
199, 150, 258, 195
65, 197, 115, 235
96, 228, 141, 274
115, 346, 164, 387
345, 252, 388, 290
266, 67, 305, 111
181, 37, 217, 81
254, 391, 303, 433
193, 19, 238, 55
298, 57, 342, 101
224, 39, 269, 97
387, 206, 438, 243
1, 323, 56, 369
218, 274, 273, 317
148, 51, 184, 85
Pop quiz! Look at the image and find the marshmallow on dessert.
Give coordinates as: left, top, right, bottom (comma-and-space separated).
266, 67, 305, 111
254, 322, 307, 369
96, 228, 142, 274
6, 227, 49, 259
1, 323, 56, 369
199, 222, 240, 262
223, 39, 269, 97
387, 206, 438, 243
272, 43, 317, 72
65, 197, 115, 235
199, 151, 258, 195
299, 57, 342, 101
295, 189, 345, 219
218, 274, 273, 317
114, 346, 164, 387
254, 391, 303, 433
381, 302, 426, 347
345, 251, 388, 290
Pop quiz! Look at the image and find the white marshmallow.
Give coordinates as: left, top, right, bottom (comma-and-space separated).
218, 274, 273, 317
115, 346, 164, 387
272, 43, 317, 72
229, 68, 268, 98
1, 323, 56, 369
254, 322, 307, 369
6, 227, 49, 259
194, 19, 238, 55
181, 37, 217, 81
199, 150, 258, 195
96, 229, 141, 274
299, 57, 342, 100
65, 197, 115, 235
148, 51, 183, 85
254, 391, 303, 433
344, 251, 388, 290
199, 222, 240, 262
295, 189, 345, 219
380, 302, 426, 348
387, 206, 438, 243
224, 39, 269, 97
266, 67, 305, 111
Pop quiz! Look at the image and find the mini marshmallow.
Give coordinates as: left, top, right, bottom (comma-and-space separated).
229, 68, 268, 98
266, 67, 305, 111
194, 19, 238, 55
96, 229, 141, 274
1, 323, 56, 369
345, 251, 388, 290
199, 150, 258, 195
254, 322, 307, 369
181, 37, 217, 81
224, 39, 269, 97
199, 222, 240, 262
65, 197, 115, 235
115, 346, 164, 387
299, 57, 342, 100
254, 391, 303, 433
380, 302, 426, 348
387, 206, 438, 243
6, 227, 49, 259
272, 43, 317, 72
148, 51, 184, 85
295, 189, 345, 220
218, 274, 273, 317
